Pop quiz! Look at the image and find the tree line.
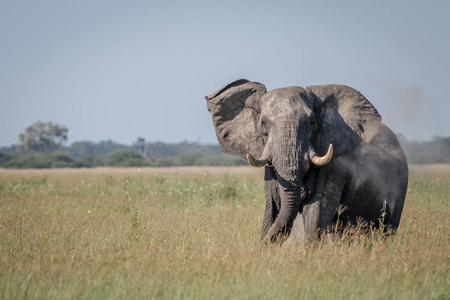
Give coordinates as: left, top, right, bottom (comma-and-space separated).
0, 121, 449, 168
0, 122, 246, 168
397, 134, 450, 164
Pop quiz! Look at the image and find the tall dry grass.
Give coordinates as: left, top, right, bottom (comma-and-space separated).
0, 165, 448, 299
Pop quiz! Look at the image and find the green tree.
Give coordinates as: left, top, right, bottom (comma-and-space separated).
19, 121, 68, 152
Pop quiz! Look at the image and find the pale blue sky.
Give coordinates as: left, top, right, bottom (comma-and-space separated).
1, 0, 449, 147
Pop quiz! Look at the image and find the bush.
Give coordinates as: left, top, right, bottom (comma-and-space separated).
2, 152, 85, 169
0, 152, 14, 166
194, 154, 247, 166
78, 155, 105, 167
0, 149, 247, 169
106, 150, 149, 167
147, 157, 174, 167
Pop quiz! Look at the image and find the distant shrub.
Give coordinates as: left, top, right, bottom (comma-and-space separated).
0, 152, 14, 166
106, 150, 149, 167
0, 149, 248, 169
147, 157, 175, 167
2, 152, 85, 169
171, 153, 245, 167
78, 155, 106, 167
194, 154, 247, 166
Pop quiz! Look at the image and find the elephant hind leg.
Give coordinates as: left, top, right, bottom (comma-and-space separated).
387, 172, 408, 230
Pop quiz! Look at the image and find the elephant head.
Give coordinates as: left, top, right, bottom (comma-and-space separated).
205, 79, 381, 242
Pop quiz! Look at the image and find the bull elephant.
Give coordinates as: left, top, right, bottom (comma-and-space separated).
205, 79, 408, 243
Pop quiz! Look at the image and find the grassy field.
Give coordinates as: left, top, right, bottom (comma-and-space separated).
0, 165, 449, 299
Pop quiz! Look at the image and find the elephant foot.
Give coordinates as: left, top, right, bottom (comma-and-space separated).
283, 213, 305, 246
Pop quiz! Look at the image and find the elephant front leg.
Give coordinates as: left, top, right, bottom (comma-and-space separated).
302, 164, 346, 239
260, 166, 281, 240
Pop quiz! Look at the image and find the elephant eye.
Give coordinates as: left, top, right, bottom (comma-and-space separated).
260, 120, 268, 135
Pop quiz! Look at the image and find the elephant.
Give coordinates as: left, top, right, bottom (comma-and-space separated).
205, 79, 408, 243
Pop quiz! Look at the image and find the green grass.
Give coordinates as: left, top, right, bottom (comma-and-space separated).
0, 166, 448, 299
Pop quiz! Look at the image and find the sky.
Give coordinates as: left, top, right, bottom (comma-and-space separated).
1, 0, 449, 147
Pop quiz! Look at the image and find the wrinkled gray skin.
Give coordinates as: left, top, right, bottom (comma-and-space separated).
205, 79, 408, 243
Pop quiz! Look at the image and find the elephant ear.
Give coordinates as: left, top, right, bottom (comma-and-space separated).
307, 84, 382, 157
205, 79, 267, 159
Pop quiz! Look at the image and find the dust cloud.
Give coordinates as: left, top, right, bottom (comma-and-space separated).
371, 81, 439, 141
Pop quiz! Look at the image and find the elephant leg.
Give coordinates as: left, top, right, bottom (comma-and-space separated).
260, 166, 281, 240
302, 163, 347, 239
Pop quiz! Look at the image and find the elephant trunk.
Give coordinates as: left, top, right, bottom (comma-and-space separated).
263, 173, 303, 243
262, 136, 306, 243
256, 134, 327, 243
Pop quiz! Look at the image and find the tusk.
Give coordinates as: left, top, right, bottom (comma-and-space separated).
312, 144, 333, 166
247, 153, 268, 167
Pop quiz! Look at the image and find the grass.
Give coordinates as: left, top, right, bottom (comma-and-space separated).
0, 166, 449, 299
